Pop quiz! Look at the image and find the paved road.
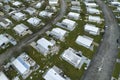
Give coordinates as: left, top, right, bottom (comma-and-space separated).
81, 1, 120, 80
0, 0, 67, 68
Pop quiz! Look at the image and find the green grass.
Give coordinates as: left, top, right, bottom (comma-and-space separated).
112, 50, 120, 79
118, 51, 120, 59
0, 43, 13, 54
112, 63, 120, 79
4, 67, 18, 80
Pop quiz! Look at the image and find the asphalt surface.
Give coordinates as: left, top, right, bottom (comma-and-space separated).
81, 1, 120, 80
0, 0, 67, 68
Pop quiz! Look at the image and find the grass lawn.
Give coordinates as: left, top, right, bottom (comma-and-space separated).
112, 50, 120, 79
4, 67, 18, 80
112, 63, 120, 79
118, 51, 120, 59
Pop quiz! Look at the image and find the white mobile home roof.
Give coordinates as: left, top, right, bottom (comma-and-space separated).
0, 18, 12, 28
117, 7, 120, 11
39, 11, 53, 18
76, 35, 93, 48
87, 7, 100, 14
43, 68, 66, 80
68, 12, 80, 17
85, 2, 98, 7
14, 24, 28, 34
12, 53, 36, 75
70, 6, 81, 12
62, 19, 76, 27
0, 72, 9, 80
35, 2, 42, 8
14, 12, 25, 18
111, 2, 120, 6
71, 1, 80, 6
12, 58, 28, 75
61, 48, 82, 68
12, 1, 22, 6
51, 28, 67, 37
88, 16, 101, 23
68, 12, 80, 19
25, 7, 36, 15
37, 38, 54, 51
0, 35, 9, 46
49, 0, 58, 5
12, 12, 26, 21
84, 24, 99, 33
27, 17, 41, 26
